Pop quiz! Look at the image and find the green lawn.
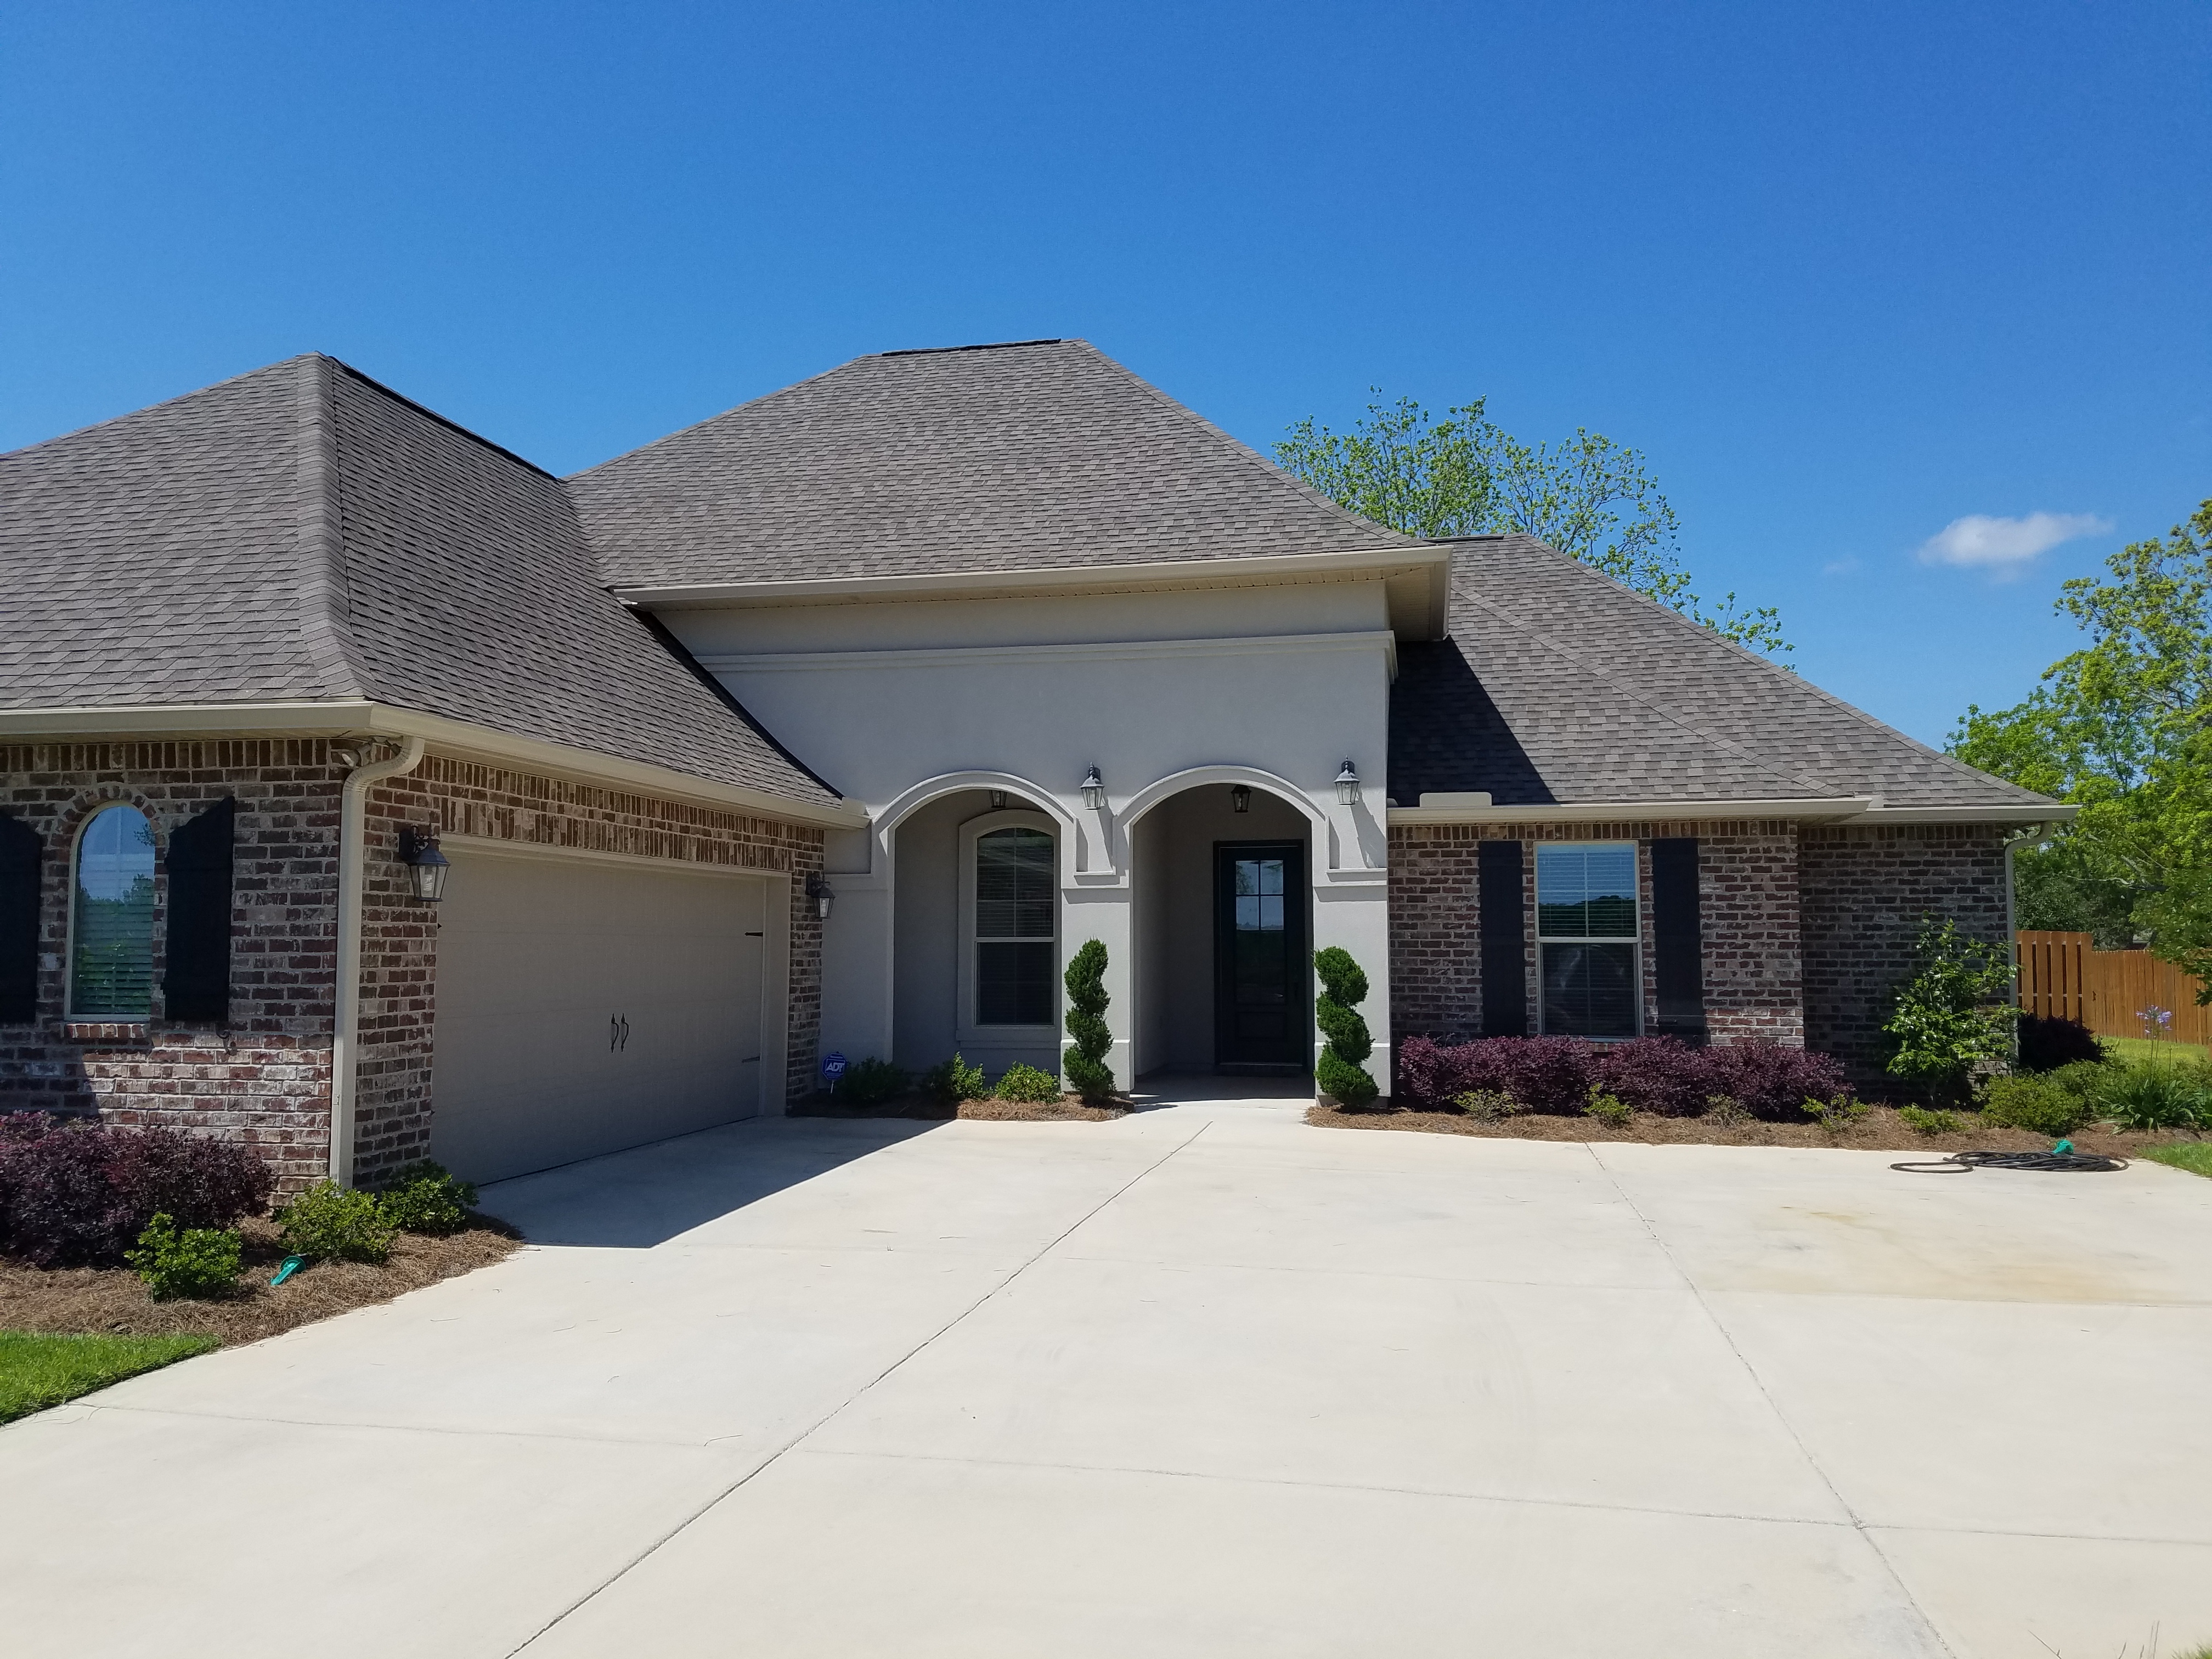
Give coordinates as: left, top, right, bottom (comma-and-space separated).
2140, 1142, 2212, 1180
0, 1331, 219, 1423
2102, 1036, 2210, 1065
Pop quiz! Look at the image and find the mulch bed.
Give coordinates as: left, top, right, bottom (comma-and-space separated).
1307, 1102, 2198, 1160
0, 1214, 521, 1344
795, 1093, 1128, 1122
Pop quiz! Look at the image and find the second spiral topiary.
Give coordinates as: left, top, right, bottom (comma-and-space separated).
1313, 945, 1379, 1108
1062, 938, 1116, 1102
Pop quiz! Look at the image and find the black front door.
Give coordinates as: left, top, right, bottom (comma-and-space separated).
1214, 842, 1307, 1073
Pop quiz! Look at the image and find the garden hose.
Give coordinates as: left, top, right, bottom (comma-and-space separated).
1892, 1149, 2129, 1174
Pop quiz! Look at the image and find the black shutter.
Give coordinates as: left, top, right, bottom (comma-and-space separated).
162, 798, 235, 1023
0, 814, 40, 1023
1477, 839, 1527, 1037
1650, 837, 1706, 1043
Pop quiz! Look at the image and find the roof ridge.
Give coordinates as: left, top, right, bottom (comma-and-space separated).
876, 338, 1065, 357
291, 356, 370, 700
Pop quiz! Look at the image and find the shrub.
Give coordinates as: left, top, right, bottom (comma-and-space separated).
1706, 1044, 1850, 1120
994, 1062, 1062, 1103
2017, 1014, 2107, 1072
834, 1057, 910, 1105
1592, 1037, 1712, 1117
1979, 1074, 2087, 1137
1801, 1093, 1869, 1133
276, 1182, 394, 1264
1882, 918, 2018, 1102
2043, 1060, 2111, 1101
1062, 939, 1116, 1102
1702, 1094, 1750, 1127
1898, 1106, 1960, 1136
125, 1214, 243, 1300
376, 1160, 478, 1235
1452, 1088, 1519, 1121
0, 1115, 272, 1268
1583, 1087, 1632, 1128
1313, 947, 1379, 1107
1395, 1035, 1846, 1119
922, 1054, 988, 1105
2097, 1065, 2212, 1132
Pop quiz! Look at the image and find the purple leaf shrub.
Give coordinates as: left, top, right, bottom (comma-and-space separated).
1396, 1035, 1850, 1119
0, 1114, 273, 1267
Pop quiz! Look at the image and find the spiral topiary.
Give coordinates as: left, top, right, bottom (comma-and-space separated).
1062, 938, 1116, 1102
1313, 945, 1379, 1108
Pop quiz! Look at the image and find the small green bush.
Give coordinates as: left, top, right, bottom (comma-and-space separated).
1979, 1074, 2089, 1137
1802, 1093, 1869, 1133
276, 1181, 395, 1264
1062, 938, 1116, 1102
834, 1057, 911, 1105
1313, 946, 1379, 1107
1583, 1087, 1632, 1128
994, 1062, 1062, 1103
922, 1053, 988, 1104
2042, 1059, 2111, 1101
124, 1213, 243, 1301
2098, 1065, 2212, 1132
1898, 1105, 1960, 1136
1452, 1088, 1519, 1121
1702, 1094, 1749, 1127
376, 1160, 478, 1235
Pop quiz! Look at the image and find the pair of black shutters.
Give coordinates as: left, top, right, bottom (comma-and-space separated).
0, 798, 235, 1024
1474, 837, 1706, 1041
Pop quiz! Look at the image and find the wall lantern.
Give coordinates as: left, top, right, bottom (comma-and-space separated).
1080, 766, 1106, 811
1334, 760, 1362, 807
397, 826, 450, 903
805, 871, 835, 921
1231, 785, 1251, 814
989, 789, 1008, 811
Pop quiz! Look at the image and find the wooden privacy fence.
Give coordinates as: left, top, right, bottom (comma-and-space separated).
2016, 930, 2212, 1046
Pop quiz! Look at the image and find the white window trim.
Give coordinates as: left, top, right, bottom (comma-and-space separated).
1534, 840, 1642, 1040
66, 802, 157, 1023
956, 809, 1060, 1050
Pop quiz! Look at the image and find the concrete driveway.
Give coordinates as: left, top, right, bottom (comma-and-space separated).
4, 1088, 2210, 1657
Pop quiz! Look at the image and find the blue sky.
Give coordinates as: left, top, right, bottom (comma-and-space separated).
4, 2, 2206, 745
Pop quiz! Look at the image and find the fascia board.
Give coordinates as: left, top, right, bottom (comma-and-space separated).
1386, 797, 1876, 825
1850, 803, 2076, 825
0, 701, 868, 829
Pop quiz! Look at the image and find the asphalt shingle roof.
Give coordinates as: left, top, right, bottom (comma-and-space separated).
568, 340, 1415, 586
0, 356, 841, 808
1390, 536, 2051, 811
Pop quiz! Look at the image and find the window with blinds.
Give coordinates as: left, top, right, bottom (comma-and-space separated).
71, 804, 155, 1019
975, 826, 1054, 1025
1536, 842, 1639, 1039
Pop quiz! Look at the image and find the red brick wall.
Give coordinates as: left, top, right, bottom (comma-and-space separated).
1799, 822, 2010, 1087
1387, 819, 1804, 1049
0, 740, 343, 1190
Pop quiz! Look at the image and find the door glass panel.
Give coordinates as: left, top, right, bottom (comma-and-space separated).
1233, 858, 1285, 935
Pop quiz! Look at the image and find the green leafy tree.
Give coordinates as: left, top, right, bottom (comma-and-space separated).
1312, 946, 1379, 1107
1882, 919, 2021, 1103
1277, 393, 1787, 656
1950, 500, 2212, 989
1062, 939, 1115, 1102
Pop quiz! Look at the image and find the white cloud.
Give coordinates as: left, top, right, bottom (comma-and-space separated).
1822, 556, 1861, 576
1918, 511, 2111, 576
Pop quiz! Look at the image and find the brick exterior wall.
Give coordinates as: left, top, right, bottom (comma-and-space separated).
0, 740, 343, 1191
1799, 822, 2010, 1088
1387, 819, 1806, 1050
1, 736, 827, 1193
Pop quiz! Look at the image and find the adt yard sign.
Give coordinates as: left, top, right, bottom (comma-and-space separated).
821, 1051, 848, 1087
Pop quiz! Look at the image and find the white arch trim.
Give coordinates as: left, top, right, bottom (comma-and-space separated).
874, 769, 1093, 883
1116, 764, 1340, 876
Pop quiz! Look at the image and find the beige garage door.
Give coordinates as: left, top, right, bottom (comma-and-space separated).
430, 850, 770, 1184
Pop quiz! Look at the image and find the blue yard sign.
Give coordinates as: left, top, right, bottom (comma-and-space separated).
821, 1050, 848, 1086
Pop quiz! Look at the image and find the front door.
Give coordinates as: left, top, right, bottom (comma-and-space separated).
1214, 842, 1307, 1073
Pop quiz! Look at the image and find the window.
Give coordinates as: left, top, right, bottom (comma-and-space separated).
72, 804, 155, 1018
973, 824, 1055, 1025
1537, 842, 1639, 1039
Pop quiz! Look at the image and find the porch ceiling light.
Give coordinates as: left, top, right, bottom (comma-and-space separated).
397, 826, 450, 903
1080, 766, 1105, 811
1231, 785, 1251, 814
806, 871, 835, 921
1334, 760, 1362, 807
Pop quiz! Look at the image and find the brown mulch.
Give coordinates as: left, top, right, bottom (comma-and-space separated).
0, 1214, 522, 1344
1306, 1101, 2195, 1160
794, 1093, 1128, 1122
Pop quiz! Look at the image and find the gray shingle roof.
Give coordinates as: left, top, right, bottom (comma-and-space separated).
0, 356, 841, 808
1390, 536, 2051, 811
569, 340, 1415, 586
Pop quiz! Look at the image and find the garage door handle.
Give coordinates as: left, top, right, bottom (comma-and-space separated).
610, 1015, 630, 1052
619, 1017, 630, 1051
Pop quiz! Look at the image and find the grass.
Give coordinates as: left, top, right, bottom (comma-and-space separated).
2140, 1142, 2212, 1180
0, 1330, 218, 1423
2102, 1036, 2210, 1065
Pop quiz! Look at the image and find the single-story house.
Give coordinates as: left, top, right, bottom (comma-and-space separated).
0, 341, 2063, 1187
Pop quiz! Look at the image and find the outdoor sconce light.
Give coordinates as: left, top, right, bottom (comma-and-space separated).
806, 871, 835, 921
1231, 785, 1251, 814
1334, 760, 1362, 807
1080, 766, 1106, 811
989, 789, 1008, 811
397, 826, 451, 903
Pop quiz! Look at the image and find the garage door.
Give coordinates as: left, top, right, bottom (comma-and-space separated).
430, 850, 770, 1183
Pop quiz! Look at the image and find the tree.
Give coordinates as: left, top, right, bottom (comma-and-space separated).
1062, 939, 1115, 1102
1277, 393, 1788, 656
1882, 918, 2020, 1103
1312, 946, 1379, 1107
1949, 499, 2212, 994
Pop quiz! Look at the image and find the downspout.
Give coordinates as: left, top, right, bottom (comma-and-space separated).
329, 737, 427, 1185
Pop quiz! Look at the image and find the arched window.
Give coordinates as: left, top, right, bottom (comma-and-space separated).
71, 804, 155, 1018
